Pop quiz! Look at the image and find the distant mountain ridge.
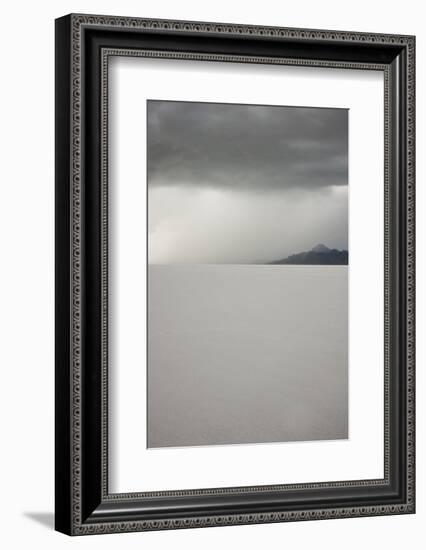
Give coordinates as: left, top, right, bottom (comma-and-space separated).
270, 244, 348, 265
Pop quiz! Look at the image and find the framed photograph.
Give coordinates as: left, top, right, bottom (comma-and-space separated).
55, 14, 415, 535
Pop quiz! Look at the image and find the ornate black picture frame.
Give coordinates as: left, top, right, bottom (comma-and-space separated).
55, 13, 415, 535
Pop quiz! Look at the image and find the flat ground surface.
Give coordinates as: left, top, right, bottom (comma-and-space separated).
148, 265, 348, 448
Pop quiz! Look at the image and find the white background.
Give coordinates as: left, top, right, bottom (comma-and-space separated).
0, 0, 423, 548
110, 58, 384, 492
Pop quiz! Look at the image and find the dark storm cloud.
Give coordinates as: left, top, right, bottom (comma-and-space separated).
147, 100, 348, 192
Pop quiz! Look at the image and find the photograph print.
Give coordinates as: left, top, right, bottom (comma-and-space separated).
147, 99, 348, 449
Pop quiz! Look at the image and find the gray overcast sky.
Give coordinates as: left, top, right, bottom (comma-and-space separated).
148, 100, 348, 264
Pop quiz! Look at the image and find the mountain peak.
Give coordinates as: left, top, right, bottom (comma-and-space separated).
269, 245, 348, 265
311, 244, 330, 253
